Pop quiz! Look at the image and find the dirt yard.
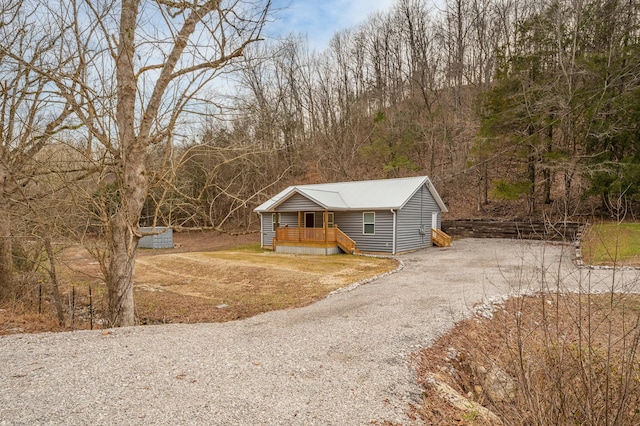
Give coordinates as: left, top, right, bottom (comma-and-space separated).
1, 231, 397, 333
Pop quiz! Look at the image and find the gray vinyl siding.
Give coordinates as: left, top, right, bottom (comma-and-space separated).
396, 185, 441, 253
278, 212, 299, 227
275, 193, 322, 212
260, 212, 299, 248
260, 214, 274, 248
334, 210, 394, 253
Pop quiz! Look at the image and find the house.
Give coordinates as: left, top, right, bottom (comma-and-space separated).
253, 176, 450, 255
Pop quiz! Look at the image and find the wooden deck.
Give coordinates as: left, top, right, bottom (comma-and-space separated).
275, 226, 359, 254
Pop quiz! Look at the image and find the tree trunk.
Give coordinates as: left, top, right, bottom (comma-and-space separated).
528, 142, 536, 216
105, 139, 148, 327
482, 160, 488, 206
0, 208, 12, 297
106, 0, 142, 327
544, 122, 553, 204
106, 215, 138, 327
43, 237, 65, 326
564, 164, 576, 221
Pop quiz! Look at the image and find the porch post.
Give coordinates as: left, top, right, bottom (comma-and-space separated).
297, 211, 301, 242
324, 210, 328, 243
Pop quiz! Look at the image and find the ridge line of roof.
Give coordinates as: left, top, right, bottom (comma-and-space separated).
293, 175, 425, 188
298, 187, 341, 193
254, 175, 446, 213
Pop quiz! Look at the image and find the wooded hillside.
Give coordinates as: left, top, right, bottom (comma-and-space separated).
192, 0, 638, 226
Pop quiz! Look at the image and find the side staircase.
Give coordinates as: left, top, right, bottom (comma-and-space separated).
431, 228, 452, 247
336, 227, 361, 254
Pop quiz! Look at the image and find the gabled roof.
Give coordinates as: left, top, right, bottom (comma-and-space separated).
254, 176, 448, 213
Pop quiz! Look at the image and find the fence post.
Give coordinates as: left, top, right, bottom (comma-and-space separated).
89, 285, 93, 330
38, 281, 42, 314
71, 287, 75, 328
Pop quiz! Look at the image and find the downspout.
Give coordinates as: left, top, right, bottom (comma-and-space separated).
259, 214, 264, 248
391, 209, 396, 255
420, 187, 424, 245
420, 186, 423, 229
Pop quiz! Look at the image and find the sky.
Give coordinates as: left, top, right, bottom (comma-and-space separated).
267, 0, 397, 51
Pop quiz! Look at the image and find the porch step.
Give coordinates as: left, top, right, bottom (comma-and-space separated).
337, 241, 361, 255
432, 228, 452, 247
336, 227, 359, 254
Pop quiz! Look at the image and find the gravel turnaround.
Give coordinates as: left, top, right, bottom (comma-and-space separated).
2, 239, 639, 425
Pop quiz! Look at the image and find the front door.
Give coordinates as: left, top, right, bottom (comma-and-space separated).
305, 212, 315, 228
304, 212, 316, 240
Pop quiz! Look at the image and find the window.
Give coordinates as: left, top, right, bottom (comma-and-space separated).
363, 212, 375, 234
271, 213, 279, 232
326, 212, 334, 228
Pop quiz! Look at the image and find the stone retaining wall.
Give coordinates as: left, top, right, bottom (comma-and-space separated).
442, 220, 583, 242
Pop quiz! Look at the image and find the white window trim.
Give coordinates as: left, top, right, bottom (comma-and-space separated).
271, 213, 279, 232
326, 212, 335, 228
363, 212, 375, 235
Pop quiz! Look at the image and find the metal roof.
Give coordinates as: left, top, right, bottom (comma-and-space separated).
254, 176, 448, 213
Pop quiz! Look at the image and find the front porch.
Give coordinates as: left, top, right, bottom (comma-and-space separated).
274, 226, 359, 255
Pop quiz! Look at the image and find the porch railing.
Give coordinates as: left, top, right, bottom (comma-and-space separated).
274, 225, 358, 253
335, 227, 358, 254
275, 226, 337, 243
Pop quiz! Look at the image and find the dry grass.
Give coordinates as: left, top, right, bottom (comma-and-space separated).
413, 293, 640, 425
133, 249, 396, 325
0, 231, 397, 333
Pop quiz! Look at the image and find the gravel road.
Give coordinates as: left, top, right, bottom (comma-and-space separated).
1, 238, 638, 425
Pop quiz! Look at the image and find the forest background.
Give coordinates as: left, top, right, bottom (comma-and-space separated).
1, 0, 639, 325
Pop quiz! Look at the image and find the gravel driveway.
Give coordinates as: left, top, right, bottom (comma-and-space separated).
1, 238, 638, 425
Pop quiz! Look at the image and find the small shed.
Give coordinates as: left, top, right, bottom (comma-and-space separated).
254, 176, 449, 255
138, 227, 174, 249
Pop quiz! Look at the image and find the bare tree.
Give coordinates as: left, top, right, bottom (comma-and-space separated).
0, 1, 73, 296
20, 0, 272, 326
